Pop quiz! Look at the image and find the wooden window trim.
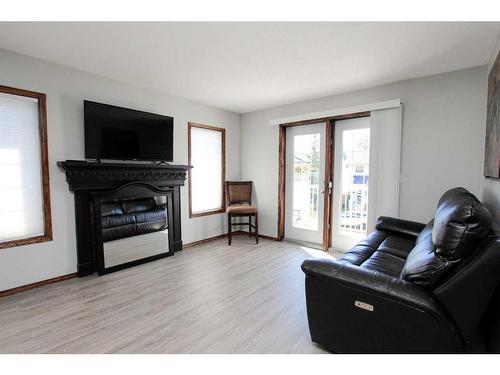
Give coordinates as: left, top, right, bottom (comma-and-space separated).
188, 122, 226, 218
0, 85, 52, 250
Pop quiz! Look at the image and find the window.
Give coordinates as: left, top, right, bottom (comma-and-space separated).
188, 122, 225, 217
0, 85, 52, 249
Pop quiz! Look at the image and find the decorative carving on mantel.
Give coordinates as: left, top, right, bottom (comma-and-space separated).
65, 168, 186, 181
58, 160, 190, 191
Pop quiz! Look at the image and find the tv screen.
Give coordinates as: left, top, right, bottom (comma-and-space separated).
84, 100, 174, 161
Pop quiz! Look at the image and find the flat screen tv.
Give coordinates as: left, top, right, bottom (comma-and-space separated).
84, 100, 174, 161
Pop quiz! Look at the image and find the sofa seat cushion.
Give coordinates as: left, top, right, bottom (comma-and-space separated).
136, 220, 167, 235
102, 223, 136, 242
102, 212, 136, 229
378, 234, 417, 259
359, 250, 407, 278
135, 208, 166, 224
339, 230, 416, 278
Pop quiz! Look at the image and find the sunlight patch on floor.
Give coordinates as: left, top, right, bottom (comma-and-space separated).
299, 246, 336, 260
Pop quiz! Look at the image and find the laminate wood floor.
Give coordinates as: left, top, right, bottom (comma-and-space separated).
0, 238, 341, 353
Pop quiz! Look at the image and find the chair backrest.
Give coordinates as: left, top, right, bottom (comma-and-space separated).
226, 181, 252, 205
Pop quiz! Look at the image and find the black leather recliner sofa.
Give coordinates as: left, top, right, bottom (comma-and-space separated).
101, 197, 167, 242
301, 187, 500, 353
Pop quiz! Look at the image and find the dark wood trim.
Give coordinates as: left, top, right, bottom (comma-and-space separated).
262, 234, 279, 242
189, 208, 226, 218
234, 231, 278, 242
280, 111, 370, 128
183, 233, 229, 248
322, 119, 334, 251
0, 234, 53, 250
0, 273, 77, 298
0, 85, 52, 250
0, 84, 46, 99
183, 231, 278, 249
188, 122, 226, 218
232, 230, 281, 242
282, 118, 331, 127
329, 111, 371, 121
277, 125, 286, 240
263, 234, 278, 241
39, 92, 53, 244
277, 110, 370, 251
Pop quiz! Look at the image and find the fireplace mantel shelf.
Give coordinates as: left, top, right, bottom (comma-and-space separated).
58, 160, 191, 191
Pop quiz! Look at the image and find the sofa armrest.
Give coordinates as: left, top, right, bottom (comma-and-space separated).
375, 216, 426, 238
301, 259, 461, 352
302, 258, 439, 312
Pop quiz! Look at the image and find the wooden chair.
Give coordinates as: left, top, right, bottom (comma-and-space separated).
226, 181, 258, 245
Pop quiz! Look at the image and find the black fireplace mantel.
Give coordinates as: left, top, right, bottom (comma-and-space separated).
58, 160, 190, 191
58, 160, 190, 277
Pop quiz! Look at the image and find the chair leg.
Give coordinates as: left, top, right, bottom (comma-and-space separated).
255, 213, 259, 244
249, 214, 252, 237
228, 214, 232, 246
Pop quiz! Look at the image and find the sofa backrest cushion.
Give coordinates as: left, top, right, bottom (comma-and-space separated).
401, 188, 492, 288
401, 220, 455, 287
432, 188, 492, 260
101, 200, 124, 217
122, 197, 157, 214
436, 187, 469, 207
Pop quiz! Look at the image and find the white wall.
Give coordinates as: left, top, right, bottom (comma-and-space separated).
0, 49, 240, 291
482, 35, 500, 229
0, 47, 492, 291
240, 67, 488, 238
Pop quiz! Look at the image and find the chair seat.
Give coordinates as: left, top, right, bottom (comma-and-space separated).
227, 204, 258, 214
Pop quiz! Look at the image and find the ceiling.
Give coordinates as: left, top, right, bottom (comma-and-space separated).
0, 22, 499, 113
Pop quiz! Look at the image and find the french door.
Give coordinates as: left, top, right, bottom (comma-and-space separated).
284, 123, 325, 245
331, 117, 371, 251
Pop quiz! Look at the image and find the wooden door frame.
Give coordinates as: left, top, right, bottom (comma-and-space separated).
277, 111, 370, 250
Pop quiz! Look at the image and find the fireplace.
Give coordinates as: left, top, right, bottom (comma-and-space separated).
58, 160, 190, 276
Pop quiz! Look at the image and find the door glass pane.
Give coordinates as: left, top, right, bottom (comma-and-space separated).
292, 133, 320, 231
340, 128, 370, 233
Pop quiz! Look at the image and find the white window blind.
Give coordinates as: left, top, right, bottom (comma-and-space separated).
0, 91, 45, 243
190, 126, 224, 214
366, 106, 402, 232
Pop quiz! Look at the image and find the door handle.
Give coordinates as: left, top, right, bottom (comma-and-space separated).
322, 181, 333, 195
